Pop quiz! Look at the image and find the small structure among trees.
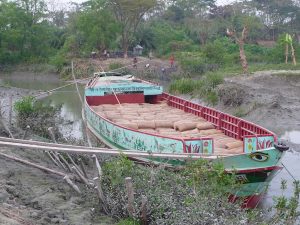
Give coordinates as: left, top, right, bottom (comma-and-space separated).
133, 45, 143, 56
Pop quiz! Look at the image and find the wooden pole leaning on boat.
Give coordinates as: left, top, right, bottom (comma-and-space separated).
141, 195, 148, 225
125, 177, 135, 217
0, 152, 81, 194
92, 154, 108, 214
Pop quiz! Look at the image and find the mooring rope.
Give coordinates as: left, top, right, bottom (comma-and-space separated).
281, 162, 298, 182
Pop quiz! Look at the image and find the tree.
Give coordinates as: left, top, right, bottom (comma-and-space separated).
227, 26, 249, 74
107, 0, 157, 57
281, 33, 297, 65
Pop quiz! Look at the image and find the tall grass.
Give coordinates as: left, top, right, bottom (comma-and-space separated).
169, 72, 224, 105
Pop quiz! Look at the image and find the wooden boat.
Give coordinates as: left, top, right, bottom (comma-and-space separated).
84, 72, 288, 208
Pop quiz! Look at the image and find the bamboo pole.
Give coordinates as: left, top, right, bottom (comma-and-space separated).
0, 152, 66, 177
45, 151, 60, 167
0, 137, 227, 159
125, 177, 135, 217
58, 153, 72, 172
78, 158, 88, 179
92, 154, 108, 213
71, 61, 83, 104
8, 96, 12, 127
71, 166, 91, 186
64, 175, 81, 194
141, 195, 148, 225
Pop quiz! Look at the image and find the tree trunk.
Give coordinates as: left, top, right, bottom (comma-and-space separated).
290, 43, 297, 65
285, 44, 289, 64
122, 32, 129, 58
238, 40, 248, 74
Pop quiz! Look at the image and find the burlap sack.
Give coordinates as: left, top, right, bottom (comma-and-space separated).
133, 120, 156, 129
118, 122, 138, 130
224, 147, 243, 154
155, 120, 174, 128
138, 129, 157, 133
156, 128, 176, 133
174, 122, 198, 131
198, 129, 222, 135
197, 122, 215, 130
225, 141, 243, 149
215, 138, 236, 148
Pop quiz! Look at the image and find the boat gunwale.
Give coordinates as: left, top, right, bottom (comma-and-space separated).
160, 92, 277, 142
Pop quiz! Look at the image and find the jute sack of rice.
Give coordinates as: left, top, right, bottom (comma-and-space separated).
133, 120, 156, 129
92, 105, 104, 111
112, 119, 128, 123
118, 122, 138, 130
155, 120, 174, 129
105, 114, 121, 121
138, 129, 157, 133
181, 128, 199, 135
156, 128, 174, 132
174, 121, 198, 132
199, 129, 222, 135
215, 138, 236, 148
119, 111, 139, 116
214, 148, 227, 153
225, 141, 243, 149
197, 122, 215, 130
121, 115, 141, 120
102, 104, 119, 110
224, 147, 243, 154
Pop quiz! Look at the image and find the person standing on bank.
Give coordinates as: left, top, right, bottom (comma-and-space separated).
170, 54, 175, 68
133, 57, 138, 69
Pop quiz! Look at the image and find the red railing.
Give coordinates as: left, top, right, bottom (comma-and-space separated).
161, 93, 276, 141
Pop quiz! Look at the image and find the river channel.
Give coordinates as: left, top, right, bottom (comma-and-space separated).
0, 71, 299, 211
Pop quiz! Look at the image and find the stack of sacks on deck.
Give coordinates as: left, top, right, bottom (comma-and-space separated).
91, 103, 244, 154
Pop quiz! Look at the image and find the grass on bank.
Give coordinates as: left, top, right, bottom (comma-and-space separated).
169, 72, 224, 105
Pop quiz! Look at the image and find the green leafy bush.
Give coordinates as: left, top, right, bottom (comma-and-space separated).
109, 62, 124, 71
14, 97, 61, 137
14, 96, 35, 118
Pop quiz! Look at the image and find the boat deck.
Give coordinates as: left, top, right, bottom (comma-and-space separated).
91, 102, 244, 155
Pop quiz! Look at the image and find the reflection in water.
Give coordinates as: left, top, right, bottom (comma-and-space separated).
262, 151, 300, 211
0, 72, 84, 139
281, 130, 300, 144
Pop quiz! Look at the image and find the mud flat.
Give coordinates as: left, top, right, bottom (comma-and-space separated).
0, 85, 114, 225
221, 71, 300, 150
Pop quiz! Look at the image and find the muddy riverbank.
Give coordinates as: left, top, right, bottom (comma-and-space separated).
0, 69, 300, 224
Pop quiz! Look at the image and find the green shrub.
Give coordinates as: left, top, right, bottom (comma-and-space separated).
203, 39, 226, 65
49, 53, 69, 72
109, 62, 124, 71
14, 96, 35, 118
14, 97, 61, 137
